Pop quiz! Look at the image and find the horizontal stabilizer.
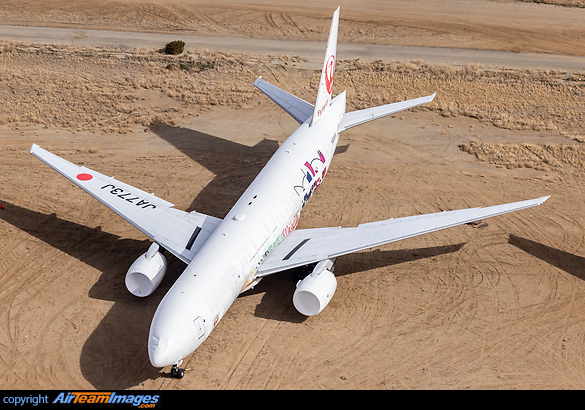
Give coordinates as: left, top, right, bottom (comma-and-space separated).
258, 195, 549, 276
338, 93, 436, 132
254, 76, 314, 124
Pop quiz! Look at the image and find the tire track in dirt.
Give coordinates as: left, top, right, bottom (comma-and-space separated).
219, 319, 283, 389
437, 204, 585, 388
0, 159, 133, 388
282, 13, 309, 39
22, 253, 95, 387
264, 12, 279, 31
0, 239, 79, 387
216, 284, 298, 389
505, 208, 585, 387
262, 12, 309, 39
0, 190, 39, 385
43, 302, 87, 388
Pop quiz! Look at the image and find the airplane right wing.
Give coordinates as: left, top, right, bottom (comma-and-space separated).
257, 196, 549, 276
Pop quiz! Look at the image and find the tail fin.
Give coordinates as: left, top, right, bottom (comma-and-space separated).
311, 6, 340, 126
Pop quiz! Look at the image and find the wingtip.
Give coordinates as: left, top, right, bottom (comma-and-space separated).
30, 143, 39, 154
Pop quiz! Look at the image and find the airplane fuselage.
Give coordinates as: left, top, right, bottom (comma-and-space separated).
148, 92, 347, 367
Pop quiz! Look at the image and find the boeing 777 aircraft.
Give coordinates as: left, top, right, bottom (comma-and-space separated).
30, 7, 548, 378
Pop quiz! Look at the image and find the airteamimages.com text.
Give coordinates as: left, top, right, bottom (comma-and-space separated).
2, 391, 162, 408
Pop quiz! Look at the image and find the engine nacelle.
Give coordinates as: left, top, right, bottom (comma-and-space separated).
293, 259, 337, 316
125, 243, 167, 297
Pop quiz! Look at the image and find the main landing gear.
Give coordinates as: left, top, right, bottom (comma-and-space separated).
170, 364, 185, 379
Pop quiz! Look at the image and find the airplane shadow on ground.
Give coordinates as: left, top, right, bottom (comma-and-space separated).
149, 122, 349, 218
149, 122, 279, 218
0, 202, 172, 389
245, 243, 466, 323
508, 234, 585, 281
0, 125, 349, 388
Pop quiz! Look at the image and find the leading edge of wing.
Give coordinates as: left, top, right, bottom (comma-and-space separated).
257, 196, 550, 276
30, 144, 221, 263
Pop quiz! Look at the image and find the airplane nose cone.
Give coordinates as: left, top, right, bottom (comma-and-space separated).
148, 336, 183, 368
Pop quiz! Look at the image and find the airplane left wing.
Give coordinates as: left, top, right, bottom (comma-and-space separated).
257, 196, 549, 276
30, 144, 221, 264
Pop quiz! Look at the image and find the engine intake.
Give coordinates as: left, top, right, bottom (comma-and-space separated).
125, 243, 167, 297
293, 259, 336, 316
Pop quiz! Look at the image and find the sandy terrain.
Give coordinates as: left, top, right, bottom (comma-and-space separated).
5, 25, 585, 73
2, 0, 585, 390
2, 0, 585, 56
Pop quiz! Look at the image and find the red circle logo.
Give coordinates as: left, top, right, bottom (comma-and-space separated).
76, 173, 93, 181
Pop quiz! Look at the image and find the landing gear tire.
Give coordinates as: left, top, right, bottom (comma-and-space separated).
170, 364, 184, 379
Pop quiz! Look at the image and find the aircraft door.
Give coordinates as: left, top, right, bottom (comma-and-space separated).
193, 316, 205, 339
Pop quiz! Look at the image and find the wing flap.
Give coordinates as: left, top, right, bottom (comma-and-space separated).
258, 196, 549, 275
30, 144, 221, 263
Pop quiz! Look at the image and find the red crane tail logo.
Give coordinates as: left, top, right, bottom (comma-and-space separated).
325, 55, 335, 95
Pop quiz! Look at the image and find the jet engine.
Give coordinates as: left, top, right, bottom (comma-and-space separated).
125, 243, 167, 297
293, 259, 337, 316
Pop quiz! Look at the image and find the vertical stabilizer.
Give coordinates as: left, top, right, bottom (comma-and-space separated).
311, 6, 340, 126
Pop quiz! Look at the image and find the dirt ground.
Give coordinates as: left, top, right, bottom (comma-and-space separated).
2, 0, 585, 56
2, 0, 585, 390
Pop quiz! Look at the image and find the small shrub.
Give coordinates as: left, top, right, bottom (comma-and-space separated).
164, 40, 185, 55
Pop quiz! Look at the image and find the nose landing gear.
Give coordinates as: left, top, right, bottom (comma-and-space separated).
170, 364, 185, 379
170, 365, 184, 379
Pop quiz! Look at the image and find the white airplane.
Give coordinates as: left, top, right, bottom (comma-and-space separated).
30, 7, 548, 378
